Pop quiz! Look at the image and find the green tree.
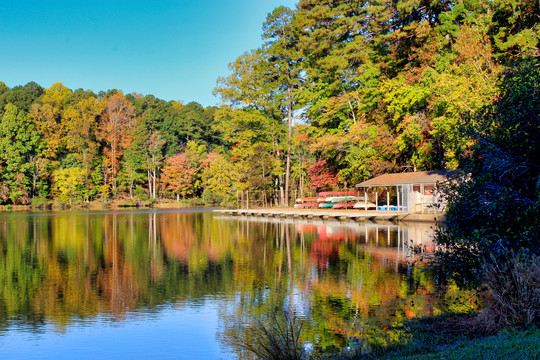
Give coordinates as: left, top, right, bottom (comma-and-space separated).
0, 82, 44, 115
122, 122, 149, 199
201, 152, 240, 204
0, 104, 42, 204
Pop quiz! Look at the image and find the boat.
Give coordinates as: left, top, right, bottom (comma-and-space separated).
295, 197, 318, 203
325, 196, 366, 203
353, 202, 377, 209
318, 190, 356, 197
293, 202, 319, 208
318, 202, 335, 208
332, 203, 356, 209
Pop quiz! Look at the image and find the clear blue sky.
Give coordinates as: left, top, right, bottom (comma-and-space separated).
0, 0, 297, 107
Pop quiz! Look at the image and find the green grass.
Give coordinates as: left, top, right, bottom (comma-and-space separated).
382, 329, 540, 360
368, 314, 540, 360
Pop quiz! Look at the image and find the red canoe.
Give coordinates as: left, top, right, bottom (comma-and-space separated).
332, 203, 357, 209
295, 197, 318, 203
293, 202, 319, 208
318, 190, 356, 197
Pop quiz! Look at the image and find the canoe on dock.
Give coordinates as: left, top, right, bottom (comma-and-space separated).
318, 190, 356, 197
295, 197, 318, 203
325, 196, 366, 203
332, 203, 356, 209
353, 202, 377, 209
293, 202, 319, 208
319, 202, 336, 208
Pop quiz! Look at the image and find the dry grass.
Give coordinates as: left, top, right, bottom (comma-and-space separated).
475, 253, 540, 332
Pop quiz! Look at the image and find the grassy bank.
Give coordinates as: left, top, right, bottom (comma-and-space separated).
378, 328, 539, 359
368, 314, 540, 360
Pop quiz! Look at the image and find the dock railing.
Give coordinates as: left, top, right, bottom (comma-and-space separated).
234, 189, 447, 213
235, 189, 362, 209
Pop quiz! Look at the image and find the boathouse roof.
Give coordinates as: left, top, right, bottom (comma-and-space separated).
355, 170, 458, 187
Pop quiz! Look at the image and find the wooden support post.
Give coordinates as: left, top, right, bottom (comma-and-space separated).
364, 188, 367, 209
387, 188, 390, 210
421, 184, 424, 214
375, 190, 378, 209
397, 186, 400, 213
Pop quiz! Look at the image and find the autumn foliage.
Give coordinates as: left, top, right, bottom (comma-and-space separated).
307, 160, 339, 189
161, 154, 197, 200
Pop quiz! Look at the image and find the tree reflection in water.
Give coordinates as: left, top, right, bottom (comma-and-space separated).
0, 210, 478, 356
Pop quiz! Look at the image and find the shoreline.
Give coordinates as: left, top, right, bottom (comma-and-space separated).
0, 199, 211, 213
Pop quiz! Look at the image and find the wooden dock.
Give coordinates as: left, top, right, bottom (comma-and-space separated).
213, 209, 444, 223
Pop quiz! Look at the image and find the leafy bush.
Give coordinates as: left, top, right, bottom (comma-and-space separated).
434, 58, 540, 287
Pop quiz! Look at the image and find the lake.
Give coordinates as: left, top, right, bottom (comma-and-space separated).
0, 209, 475, 359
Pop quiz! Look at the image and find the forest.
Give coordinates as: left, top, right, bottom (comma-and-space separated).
0, 0, 538, 207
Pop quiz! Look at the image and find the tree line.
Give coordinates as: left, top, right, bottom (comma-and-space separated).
1, 0, 539, 207
214, 0, 538, 202
0, 83, 232, 205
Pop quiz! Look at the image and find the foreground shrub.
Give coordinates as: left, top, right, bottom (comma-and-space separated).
434, 58, 540, 287
226, 311, 305, 360
476, 253, 540, 331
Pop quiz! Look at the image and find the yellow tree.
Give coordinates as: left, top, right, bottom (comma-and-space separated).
30, 103, 62, 160
201, 152, 240, 204
52, 167, 86, 205
64, 97, 105, 200
97, 93, 135, 192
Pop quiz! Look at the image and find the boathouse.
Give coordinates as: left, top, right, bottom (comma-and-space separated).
355, 170, 457, 213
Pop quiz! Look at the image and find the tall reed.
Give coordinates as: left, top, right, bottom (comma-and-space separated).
477, 253, 540, 331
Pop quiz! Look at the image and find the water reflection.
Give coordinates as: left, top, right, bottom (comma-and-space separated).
0, 210, 476, 358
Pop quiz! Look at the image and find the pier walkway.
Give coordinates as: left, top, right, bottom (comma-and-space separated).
213, 209, 444, 223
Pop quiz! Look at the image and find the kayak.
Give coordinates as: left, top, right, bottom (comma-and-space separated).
332, 203, 356, 209
318, 190, 356, 197
293, 202, 319, 208
295, 197, 318, 203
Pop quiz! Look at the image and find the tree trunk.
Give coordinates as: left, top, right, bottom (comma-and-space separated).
111, 139, 117, 191
129, 168, 133, 199
152, 169, 156, 199
285, 82, 292, 207
147, 169, 152, 198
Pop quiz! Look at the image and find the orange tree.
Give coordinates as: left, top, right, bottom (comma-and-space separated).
161, 153, 197, 201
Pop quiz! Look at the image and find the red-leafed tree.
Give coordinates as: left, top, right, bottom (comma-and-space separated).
307, 160, 339, 190
161, 153, 197, 201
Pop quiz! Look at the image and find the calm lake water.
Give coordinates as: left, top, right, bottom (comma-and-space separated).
0, 209, 475, 359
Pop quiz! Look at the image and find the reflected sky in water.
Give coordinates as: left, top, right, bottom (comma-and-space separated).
0, 209, 474, 358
